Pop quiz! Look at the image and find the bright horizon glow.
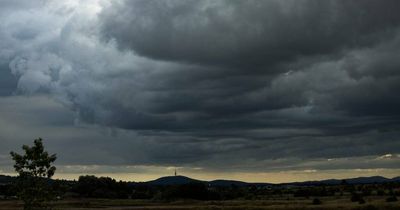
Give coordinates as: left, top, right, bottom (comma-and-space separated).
4, 168, 400, 184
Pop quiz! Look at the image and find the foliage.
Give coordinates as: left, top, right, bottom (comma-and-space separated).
158, 182, 220, 200
10, 138, 57, 210
312, 198, 322, 205
361, 205, 379, 210
294, 186, 334, 197
351, 193, 363, 202
358, 197, 366, 204
386, 196, 398, 202
74, 175, 130, 199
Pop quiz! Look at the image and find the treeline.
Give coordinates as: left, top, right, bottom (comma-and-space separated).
1, 175, 400, 201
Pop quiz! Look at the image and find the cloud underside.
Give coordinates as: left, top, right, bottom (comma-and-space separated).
0, 0, 400, 177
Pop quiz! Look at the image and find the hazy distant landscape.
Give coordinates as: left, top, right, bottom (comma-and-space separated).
1, 174, 400, 209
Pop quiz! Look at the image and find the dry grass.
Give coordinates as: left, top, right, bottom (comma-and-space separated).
0, 196, 399, 210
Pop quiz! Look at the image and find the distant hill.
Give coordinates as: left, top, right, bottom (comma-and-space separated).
391, 176, 400, 182
142, 176, 258, 187
208, 179, 252, 187
345, 176, 394, 184
2, 174, 400, 186
145, 175, 202, 185
143, 175, 400, 187
282, 176, 400, 186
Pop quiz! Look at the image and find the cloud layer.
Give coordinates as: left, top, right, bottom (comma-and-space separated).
0, 0, 400, 179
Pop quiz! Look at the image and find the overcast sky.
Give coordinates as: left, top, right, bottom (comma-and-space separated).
1, 0, 400, 183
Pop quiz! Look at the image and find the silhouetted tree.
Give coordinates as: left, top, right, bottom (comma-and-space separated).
10, 138, 57, 210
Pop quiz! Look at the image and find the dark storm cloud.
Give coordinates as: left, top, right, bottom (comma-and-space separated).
1, 0, 400, 174
1, 96, 398, 172
101, 0, 400, 69
92, 0, 400, 132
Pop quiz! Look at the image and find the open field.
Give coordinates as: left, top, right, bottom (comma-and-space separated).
0, 197, 399, 210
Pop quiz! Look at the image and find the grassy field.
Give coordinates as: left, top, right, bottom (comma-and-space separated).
0, 196, 399, 210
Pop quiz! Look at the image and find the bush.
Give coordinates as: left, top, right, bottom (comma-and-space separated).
74, 175, 130, 198
351, 193, 363, 202
361, 205, 379, 210
312, 198, 322, 205
386, 196, 398, 202
376, 189, 385, 196
159, 182, 220, 201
